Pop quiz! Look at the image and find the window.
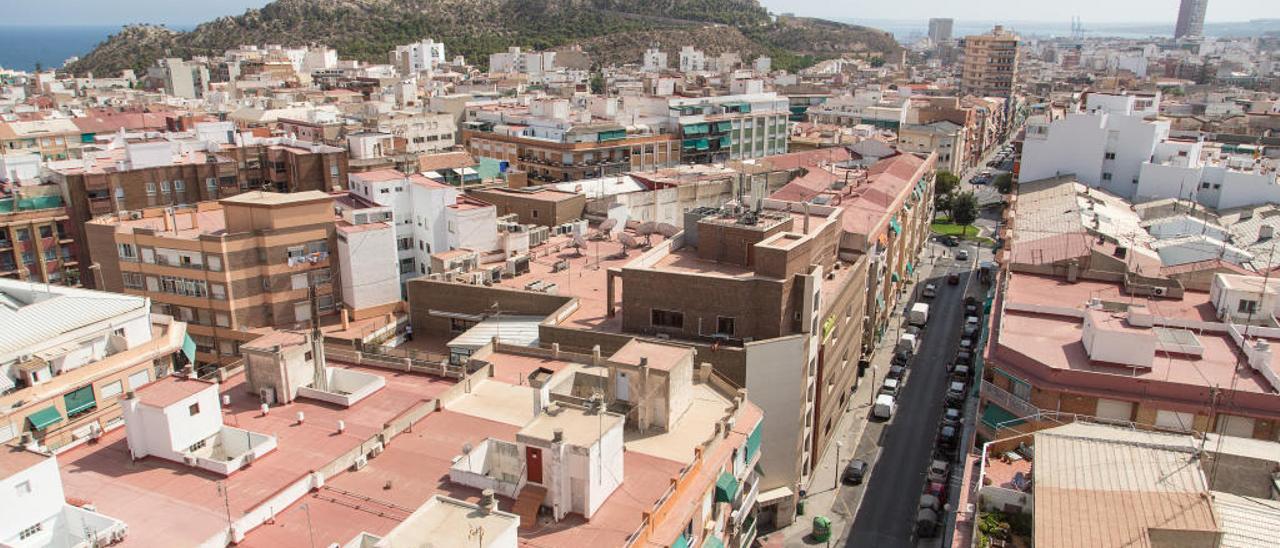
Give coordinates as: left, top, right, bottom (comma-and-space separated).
287, 246, 305, 259
215, 312, 230, 327
651, 309, 684, 329
15, 228, 30, 241
19, 524, 42, 540
188, 402, 200, 416
1213, 183, 1221, 189
210, 284, 226, 300
122, 272, 145, 289
397, 237, 413, 251
38, 225, 53, 239
100, 380, 124, 399
206, 178, 217, 192
1201, 182, 1211, 189
118, 243, 137, 260
532, 209, 539, 219
145, 182, 156, 195
399, 257, 415, 274
716, 316, 736, 336
1104, 152, 1116, 160
1101, 172, 1113, 181
173, 180, 185, 192
1238, 299, 1259, 315
159, 276, 208, 297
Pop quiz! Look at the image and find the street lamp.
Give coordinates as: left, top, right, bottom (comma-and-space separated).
833, 441, 844, 490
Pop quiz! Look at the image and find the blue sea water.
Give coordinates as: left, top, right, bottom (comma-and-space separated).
0, 25, 121, 72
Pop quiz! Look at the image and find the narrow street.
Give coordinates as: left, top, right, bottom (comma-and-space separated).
841, 243, 981, 548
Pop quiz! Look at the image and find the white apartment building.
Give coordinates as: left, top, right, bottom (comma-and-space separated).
1136, 139, 1280, 210
679, 46, 706, 73
348, 170, 498, 284
899, 121, 967, 174
1, 447, 127, 548
391, 39, 446, 75
374, 112, 457, 155
489, 47, 556, 76
666, 92, 791, 163
1021, 92, 1168, 198
642, 48, 668, 72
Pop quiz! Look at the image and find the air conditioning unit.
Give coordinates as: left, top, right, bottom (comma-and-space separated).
370, 442, 385, 458
1152, 287, 1167, 297
183, 454, 198, 467
351, 455, 368, 471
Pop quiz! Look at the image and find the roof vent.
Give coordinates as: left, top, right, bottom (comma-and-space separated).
552, 427, 564, 443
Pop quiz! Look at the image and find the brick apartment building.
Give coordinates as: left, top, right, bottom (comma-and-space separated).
0, 186, 79, 285
961, 25, 1021, 98
469, 186, 586, 227
49, 138, 347, 285
83, 191, 340, 370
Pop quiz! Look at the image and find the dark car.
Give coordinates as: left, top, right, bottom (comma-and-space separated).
956, 350, 973, 366
938, 425, 959, 449
842, 459, 869, 485
942, 235, 960, 247
892, 350, 912, 366
888, 364, 907, 380
947, 272, 961, 285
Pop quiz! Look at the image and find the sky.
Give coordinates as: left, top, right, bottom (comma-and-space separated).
0, 0, 1276, 26
759, 0, 1278, 24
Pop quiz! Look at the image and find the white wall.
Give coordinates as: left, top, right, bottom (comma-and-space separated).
743, 335, 807, 491
447, 205, 499, 252
1021, 111, 1168, 198
338, 224, 400, 311
123, 383, 223, 462
0, 454, 63, 547
584, 420, 625, 518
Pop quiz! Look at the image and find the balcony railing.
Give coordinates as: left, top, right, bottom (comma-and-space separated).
980, 380, 1039, 419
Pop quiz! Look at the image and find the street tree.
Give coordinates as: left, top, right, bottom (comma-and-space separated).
935, 171, 959, 196
950, 191, 979, 237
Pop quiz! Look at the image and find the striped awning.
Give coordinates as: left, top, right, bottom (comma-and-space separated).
26, 406, 63, 431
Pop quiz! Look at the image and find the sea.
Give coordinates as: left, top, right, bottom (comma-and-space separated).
0, 25, 124, 71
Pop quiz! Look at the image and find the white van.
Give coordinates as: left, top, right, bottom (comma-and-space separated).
873, 394, 897, 420
909, 303, 930, 326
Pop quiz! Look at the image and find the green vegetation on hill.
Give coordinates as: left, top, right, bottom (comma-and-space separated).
64, 0, 900, 76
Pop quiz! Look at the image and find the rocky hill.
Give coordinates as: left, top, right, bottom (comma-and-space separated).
65, 0, 899, 76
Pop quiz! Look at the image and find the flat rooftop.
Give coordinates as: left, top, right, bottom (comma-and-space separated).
1006, 272, 1216, 323
56, 362, 454, 547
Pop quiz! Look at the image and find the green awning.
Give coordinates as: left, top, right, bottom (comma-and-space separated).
906, 262, 914, 275
673, 534, 691, 548
682, 123, 709, 136
181, 333, 197, 365
715, 471, 739, 503
683, 138, 710, 151
718, 134, 732, 148
876, 294, 885, 309
892, 272, 900, 283
745, 422, 762, 464
702, 536, 725, 548
27, 406, 63, 431
889, 219, 901, 235
598, 129, 627, 141
63, 385, 96, 416
714, 121, 733, 132
981, 404, 1024, 429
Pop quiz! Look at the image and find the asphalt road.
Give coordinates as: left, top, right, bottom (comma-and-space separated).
842, 247, 976, 548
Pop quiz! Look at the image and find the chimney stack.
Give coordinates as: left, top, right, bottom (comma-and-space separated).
552, 427, 564, 443
479, 489, 496, 515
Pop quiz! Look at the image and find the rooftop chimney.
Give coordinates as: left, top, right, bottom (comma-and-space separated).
552, 427, 564, 444
479, 489, 496, 515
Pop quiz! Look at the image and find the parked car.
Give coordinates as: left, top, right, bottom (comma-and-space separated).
880, 377, 901, 398
952, 364, 972, 381
942, 406, 963, 426
919, 493, 942, 514
947, 272, 961, 285
956, 249, 970, 261
946, 381, 967, 403
964, 300, 981, 315
842, 459, 869, 485
938, 425, 959, 449
955, 350, 973, 366
892, 350, 912, 366
873, 394, 897, 420
942, 235, 960, 247
927, 459, 950, 483
922, 283, 937, 299
917, 508, 941, 538
888, 364, 907, 380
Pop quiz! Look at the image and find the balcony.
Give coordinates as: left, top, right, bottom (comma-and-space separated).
980, 380, 1039, 419
88, 197, 115, 214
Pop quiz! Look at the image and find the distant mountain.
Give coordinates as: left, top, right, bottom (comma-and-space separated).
64, 0, 900, 76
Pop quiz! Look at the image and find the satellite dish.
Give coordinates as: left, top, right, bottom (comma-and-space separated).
637, 221, 658, 235
656, 222, 680, 238
599, 218, 618, 232
619, 233, 638, 248
572, 234, 588, 248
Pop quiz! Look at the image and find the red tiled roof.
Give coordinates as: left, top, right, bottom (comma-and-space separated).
770, 169, 837, 202
759, 147, 852, 171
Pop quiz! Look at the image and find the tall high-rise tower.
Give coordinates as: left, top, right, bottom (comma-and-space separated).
1174, 0, 1208, 39
928, 18, 954, 45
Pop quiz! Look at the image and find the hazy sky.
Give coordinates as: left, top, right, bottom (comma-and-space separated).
760, 0, 1277, 24
1, 0, 1276, 26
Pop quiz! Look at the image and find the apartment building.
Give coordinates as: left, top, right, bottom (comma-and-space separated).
48, 136, 348, 280
83, 191, 341, 370
370, 111, 457, 156
978, 177, 1280, 446
348, 169, 498, 283
928, 18, 954, 45
670, 93, 791, 164
462, 97, 678, 183
0, 184, 79, 285
389, 38, 446, 75
488, 47, 556, 76
961, 26, 1021, 98
898, 121, 967, 174
1175, 0, 1209, 39
469, 186, 584, 227
0, 279, 189, 452
0, 118, 81, 161
150, 58, 211, 99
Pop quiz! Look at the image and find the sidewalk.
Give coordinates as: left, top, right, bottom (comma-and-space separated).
766, 249, 945, 547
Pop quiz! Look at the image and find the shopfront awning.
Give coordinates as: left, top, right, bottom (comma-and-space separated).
715, 471, 739, 503
891, 272, 900, 283
26, 406, 63, 431
906, 262, 914, 275
702, 536, 725, 548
